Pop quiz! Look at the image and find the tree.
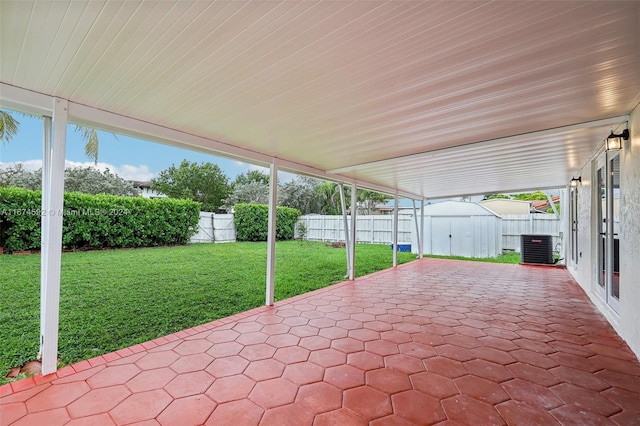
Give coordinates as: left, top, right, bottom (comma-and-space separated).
152, 160, 231, 212
0, 164, 40, 190
316, 181, 343, 215
64, 167, 139, 196
232, 170, 270, 187
0, 110, 20, 142
0, 164, 140, 196
1, 108, 108, 163
512, 190, 548, 201
484, 194, 511, 199
278, 176, 322, 215
223, 181, 270, 208
357, 189, 391, 215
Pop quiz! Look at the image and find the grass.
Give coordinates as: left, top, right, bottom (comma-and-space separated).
0, 241, 417, 382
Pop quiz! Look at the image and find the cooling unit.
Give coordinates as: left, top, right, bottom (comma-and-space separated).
521, 234, 554, 265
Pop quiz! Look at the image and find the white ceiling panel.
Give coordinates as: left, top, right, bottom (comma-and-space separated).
1, 1, 638, 199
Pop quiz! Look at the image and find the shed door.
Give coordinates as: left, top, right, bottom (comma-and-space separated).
431, 217, 473, 257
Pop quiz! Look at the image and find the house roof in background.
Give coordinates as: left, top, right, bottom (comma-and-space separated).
1, 1, 638, 199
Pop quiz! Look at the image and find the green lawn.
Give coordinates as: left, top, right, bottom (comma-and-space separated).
0, 241, 416, 382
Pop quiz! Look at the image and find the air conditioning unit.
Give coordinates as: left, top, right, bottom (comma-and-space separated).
521, 234, 554, 264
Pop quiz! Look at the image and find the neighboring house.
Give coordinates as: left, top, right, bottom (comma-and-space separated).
479, 198, 530, 215
128, 180, 167, 199
370, 203, 394, 215
531, 195, 559, 213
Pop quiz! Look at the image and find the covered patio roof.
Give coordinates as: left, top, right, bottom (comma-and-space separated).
2, 1, 639, 198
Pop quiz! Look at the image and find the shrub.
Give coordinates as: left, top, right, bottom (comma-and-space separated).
296, 221, 307, 240
0, 187, 200, 252
234, 203, 301, 242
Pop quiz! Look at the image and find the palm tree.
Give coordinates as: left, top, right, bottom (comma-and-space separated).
316, 181, 344, 215
0, 109, 20, 142
1, 108, 103, 163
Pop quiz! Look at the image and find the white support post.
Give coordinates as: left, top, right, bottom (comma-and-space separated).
38, 116, 52, 361
412, 199, 420, 259
265, 161, 278, 306
419, 199, 425, 259
339, 183, 351, 279
392, 194, 399, 267
349, 183, 357, 280
39, 98, 67, 375
561, 186, 570, 265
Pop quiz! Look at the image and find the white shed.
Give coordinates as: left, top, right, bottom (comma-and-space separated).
411, 201, 502, 258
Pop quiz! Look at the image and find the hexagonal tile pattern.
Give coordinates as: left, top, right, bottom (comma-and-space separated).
86, 364, 141, 389
109, 389, 172, 424
170, 353, 213, 374
4, 259, 640, 425
206, 374, 256, 403
205, 399, 263, 425
125, 368, 177, 393
164, 371, 214, 398
323, 364, 365, 390
295, 382, 342, 414
243, 359, 285, 381
343, 385, 393, 420
66, 385, 130, 418
205, 355, 249, 378
248, 378, 298, 409
392, 390, 446, 424
157, 395, 216, 426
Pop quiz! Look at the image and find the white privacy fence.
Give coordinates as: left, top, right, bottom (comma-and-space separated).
296, 215, 413, 244
190, 212, 236, 243
296, 213, 560, 252
501, 214, 561, 252
190, 212, 561, 251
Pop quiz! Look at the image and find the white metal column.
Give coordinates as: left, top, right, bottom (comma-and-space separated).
265, 161, 278, 306
349, 183, 357, 280
339, 183, 351, 279
39, 98, 67, 375
38, 116, 52, 362
419, 199, 425, 259
392, 194, 399, 267
412, 199, 420, 259
561, 187, 570, 265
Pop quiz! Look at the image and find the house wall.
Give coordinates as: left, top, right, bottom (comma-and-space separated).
568, 103, 640, 358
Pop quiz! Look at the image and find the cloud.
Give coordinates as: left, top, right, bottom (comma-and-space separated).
1, 160, 156, 181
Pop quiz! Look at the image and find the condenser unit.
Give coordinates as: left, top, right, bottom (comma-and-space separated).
521, 234, 554, 264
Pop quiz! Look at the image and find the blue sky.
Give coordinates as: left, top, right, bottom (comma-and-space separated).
0, 112, 275, 182
0, 111, 452, 206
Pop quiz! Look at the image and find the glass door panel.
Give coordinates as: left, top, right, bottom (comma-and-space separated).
595, 151, 620, 313
596, 160, 606, 296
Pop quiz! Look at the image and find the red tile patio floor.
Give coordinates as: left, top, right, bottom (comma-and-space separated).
1, 259, 640, 425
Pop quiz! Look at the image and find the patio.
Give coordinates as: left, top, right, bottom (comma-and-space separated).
1, 258, 639, 425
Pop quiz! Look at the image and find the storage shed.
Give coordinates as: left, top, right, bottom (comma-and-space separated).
411, 201, 502, 258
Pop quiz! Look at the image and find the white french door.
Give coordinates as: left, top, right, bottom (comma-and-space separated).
595, 151, 620, 313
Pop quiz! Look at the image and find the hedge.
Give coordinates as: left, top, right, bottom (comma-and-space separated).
234, 203, 301, 242
0, 187, 200, 252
